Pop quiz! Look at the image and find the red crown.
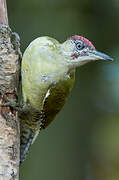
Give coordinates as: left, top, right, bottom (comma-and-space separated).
71, 35, 95, 49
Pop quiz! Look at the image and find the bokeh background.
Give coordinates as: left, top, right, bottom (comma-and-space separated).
7, 0, 119, 179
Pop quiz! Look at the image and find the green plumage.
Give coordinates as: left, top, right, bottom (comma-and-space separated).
20, 37, 75, 163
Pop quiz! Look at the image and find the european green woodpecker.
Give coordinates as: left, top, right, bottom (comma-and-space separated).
20, 35, 113, 163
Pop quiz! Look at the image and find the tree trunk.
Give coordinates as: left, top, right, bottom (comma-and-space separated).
0, 0, 20, 179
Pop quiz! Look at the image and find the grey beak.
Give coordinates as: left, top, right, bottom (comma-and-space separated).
88, 51, 114, 61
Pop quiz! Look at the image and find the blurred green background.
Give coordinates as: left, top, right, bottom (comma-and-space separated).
7, 0, 119, 179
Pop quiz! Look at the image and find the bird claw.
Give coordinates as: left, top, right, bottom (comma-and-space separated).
0, 89, 23, 111
0, 101, 19, 110
0, 100, 22, 111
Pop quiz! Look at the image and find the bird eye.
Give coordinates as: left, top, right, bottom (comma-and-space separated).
76, 41, 84, 50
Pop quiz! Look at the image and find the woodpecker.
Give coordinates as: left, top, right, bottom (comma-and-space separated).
20, 35, 113, 163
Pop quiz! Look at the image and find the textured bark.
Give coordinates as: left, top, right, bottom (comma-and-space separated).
0, 1, 20, 179
0, 0, 8, 25
0, 0, 21, 179
0, 21, 20, 180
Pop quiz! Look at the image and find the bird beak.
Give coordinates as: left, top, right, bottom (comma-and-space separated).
68, 50, 113, 68
87, 51, 114, 61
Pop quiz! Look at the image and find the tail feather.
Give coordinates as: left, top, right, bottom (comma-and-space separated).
20, 128, 39, 164
19, 107, 44, 164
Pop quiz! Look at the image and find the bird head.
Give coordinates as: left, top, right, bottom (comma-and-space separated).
60, 35, 113, 68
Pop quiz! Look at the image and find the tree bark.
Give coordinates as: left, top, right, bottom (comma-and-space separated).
0, 0, 8, 25
0, 0, 20, 179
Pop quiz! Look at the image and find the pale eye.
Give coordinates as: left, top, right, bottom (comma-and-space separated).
76, 41, 84, 50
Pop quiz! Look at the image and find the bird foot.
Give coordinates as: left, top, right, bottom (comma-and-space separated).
0, 89, 23, 111
0, 101, 20, 111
